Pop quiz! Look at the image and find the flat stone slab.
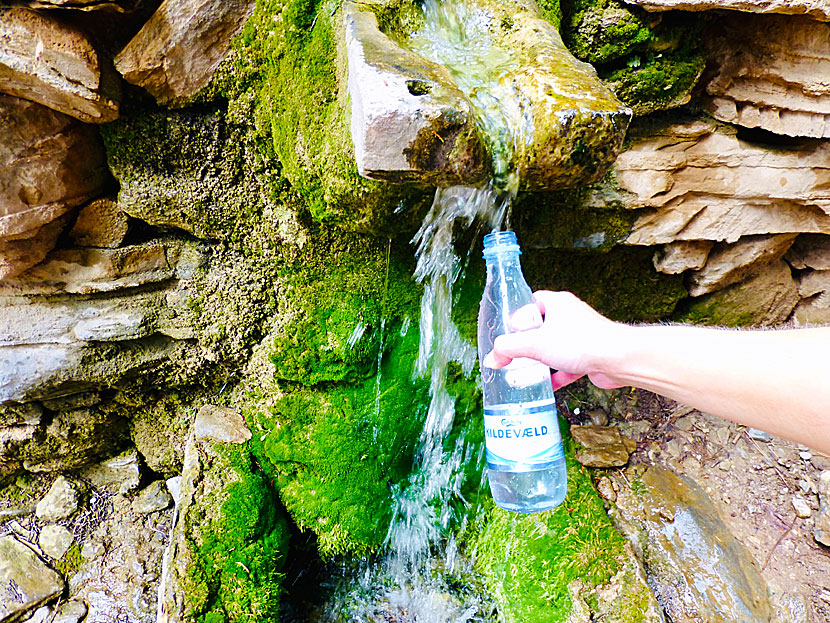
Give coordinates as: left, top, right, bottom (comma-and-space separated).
623, 0, 830, 21
0, 536, 64, 621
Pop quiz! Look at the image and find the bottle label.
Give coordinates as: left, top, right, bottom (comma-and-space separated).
483, 399, 564, 472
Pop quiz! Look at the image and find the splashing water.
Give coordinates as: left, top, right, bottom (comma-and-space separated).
321, 1, 535, 620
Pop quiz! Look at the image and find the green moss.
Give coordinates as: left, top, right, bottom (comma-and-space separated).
56, 543, 84, 578
209, 0, 432, 233
187, 448, 290, 622
559, 0, 705, 114
471, 426, 628, 622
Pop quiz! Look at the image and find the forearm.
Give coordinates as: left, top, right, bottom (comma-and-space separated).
597, 324, 830, 453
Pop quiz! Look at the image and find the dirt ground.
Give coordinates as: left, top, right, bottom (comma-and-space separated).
560, 381, 830, 623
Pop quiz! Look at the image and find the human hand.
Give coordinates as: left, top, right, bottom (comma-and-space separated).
481, 290, 626, 391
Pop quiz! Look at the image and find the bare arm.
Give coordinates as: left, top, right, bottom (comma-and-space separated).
484, 290, 830, 454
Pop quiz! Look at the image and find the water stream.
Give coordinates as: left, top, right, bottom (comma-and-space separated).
320, 1, 534, 619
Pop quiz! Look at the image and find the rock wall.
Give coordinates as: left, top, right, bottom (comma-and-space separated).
1, 0, 830, 621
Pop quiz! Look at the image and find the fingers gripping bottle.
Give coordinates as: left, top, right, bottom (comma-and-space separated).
477, 231, 567, 513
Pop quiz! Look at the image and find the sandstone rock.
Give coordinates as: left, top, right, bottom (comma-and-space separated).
68, 198, 129, 248
791, 496, 812, 518
703, 15, 830, 138
653, 240, 714, 274
792, 290, 830, 326
0, 536, 64, 621
346, 0, 631, 190
0, 213, 71, 281
0, 241, 177, 295
0, 8, 120, 123
622, 0, 830, 20
23, 0, 140, 11
680, 259, 800, 326
132, 480, 172, 514
194, 404, 251, 444
0, 94, 107, 269
571, 424, 636, 468
785, 234, 830, 270
114, 0, 255, 106
79, 447, 141, 495
38, 523, 74, 560
617, 120, 830, 245
608, 467, 773, 622
36, 475, 80, 522
687, 233, 797, 296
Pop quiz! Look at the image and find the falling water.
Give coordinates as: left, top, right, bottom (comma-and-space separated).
320, 1, 534, 619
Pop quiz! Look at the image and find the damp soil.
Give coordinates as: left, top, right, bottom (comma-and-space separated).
559, 379, 830, 622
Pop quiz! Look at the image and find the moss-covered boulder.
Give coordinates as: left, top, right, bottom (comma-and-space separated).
560, 0, 706, 115
472, 428, 661, 622
159, 408, 289, 623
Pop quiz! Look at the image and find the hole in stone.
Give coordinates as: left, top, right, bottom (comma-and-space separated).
406, 79, 432, 96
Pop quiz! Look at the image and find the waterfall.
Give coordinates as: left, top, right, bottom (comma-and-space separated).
319, 1, 534, 619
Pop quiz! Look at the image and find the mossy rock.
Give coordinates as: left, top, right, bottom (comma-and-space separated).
471, 426, 658, 622
205, 0, 433, 233
559, 0, 705, 115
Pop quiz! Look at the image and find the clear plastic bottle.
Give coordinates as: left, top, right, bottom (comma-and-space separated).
477, 230, 567, 513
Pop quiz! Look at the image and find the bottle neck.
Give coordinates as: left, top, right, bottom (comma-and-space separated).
485, 252, 522, 276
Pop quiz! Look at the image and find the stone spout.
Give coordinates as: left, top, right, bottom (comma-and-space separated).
344, 0, 632, 190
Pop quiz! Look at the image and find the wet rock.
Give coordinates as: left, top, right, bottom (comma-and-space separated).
0, 8, 120, 123
703, 14, 830, 138
38, 524, 74, 559
79, 448, 141, 495
608, 466, 773, 622
687, 233, 797, 296
617, 119, 830, 246
0, 535, 64, 621
346, 0, 631, 190
653, 240, 714, 274
35, 475, 80, 522
53, 600, 88, 623
68, 198, 129, 249
813, 471, 830, 546
344, 4, 487, 187
623, 0, 830, 20
194, 404, 251, 444
114, 0, 255, 106
571, 424, 636, 468
133, 480, 172, 514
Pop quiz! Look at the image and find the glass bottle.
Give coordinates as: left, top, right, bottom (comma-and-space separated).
477, 230, 567, 512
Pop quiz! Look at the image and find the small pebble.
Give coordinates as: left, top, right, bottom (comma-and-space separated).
747, 428, 772, 442
792, 496, 812, 519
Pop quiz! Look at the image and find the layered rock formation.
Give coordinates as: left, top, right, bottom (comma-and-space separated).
2, 0, 830, 621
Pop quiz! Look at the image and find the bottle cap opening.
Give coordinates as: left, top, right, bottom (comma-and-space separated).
483, 230, 521, 258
